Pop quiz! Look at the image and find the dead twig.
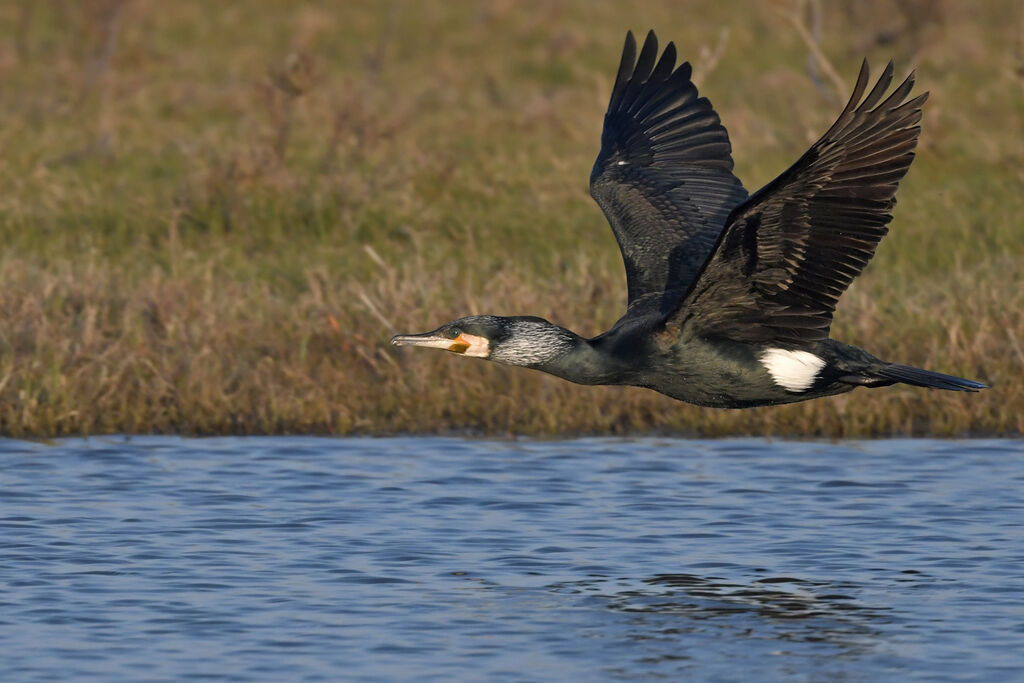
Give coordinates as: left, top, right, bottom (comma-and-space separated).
355, 286, 395, 331
695, 28, 731, 82
779, 0, 847, 104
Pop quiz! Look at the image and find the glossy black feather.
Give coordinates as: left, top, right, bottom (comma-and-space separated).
670, 60, 927, 347
590, 30, 748, 317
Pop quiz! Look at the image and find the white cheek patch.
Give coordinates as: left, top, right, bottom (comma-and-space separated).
760, 348, 825, 392
456, 332, 490, 358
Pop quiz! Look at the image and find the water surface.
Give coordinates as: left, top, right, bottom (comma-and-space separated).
1, 437, 1022, 680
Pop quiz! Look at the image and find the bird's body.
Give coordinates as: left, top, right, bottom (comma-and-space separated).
392, 31, 986, 407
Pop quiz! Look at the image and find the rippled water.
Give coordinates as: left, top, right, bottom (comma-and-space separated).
1, 437, 1022, 681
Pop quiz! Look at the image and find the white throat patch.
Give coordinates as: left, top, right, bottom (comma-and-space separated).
760, 348, 825, 392
456, 332, 490, 358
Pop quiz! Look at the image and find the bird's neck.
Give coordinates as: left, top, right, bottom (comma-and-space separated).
492, 323, 630, 386
539, 337, 628, 385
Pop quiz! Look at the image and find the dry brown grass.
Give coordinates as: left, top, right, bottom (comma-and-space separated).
0, 0, 1020, 436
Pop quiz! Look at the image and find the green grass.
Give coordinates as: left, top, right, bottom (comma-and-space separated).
0, 0, 1020, 437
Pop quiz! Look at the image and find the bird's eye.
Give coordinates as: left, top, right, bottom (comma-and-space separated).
448, 327, 462, 339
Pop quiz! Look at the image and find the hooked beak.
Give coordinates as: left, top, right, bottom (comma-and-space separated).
390, 331, 470, 354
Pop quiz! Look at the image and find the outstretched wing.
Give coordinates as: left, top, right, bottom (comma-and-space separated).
670, 60, 927, 347
590, 30, 748, 316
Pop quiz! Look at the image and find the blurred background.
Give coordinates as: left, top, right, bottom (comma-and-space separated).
0, 0, 1019, 436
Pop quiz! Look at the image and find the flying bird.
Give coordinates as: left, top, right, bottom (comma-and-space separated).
391, 31, 986, 408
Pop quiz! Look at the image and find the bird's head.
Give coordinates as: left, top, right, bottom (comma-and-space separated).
390, 315, 576, 367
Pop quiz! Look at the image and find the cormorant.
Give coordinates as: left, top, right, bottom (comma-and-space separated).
391, 31, 986, 408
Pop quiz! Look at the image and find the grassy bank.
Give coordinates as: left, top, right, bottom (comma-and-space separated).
0, 0, 1020, 437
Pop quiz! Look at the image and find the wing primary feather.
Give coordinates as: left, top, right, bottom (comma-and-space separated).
619, 31, 660, 111
857, 60, 895, 111
632, 63, 696, 123
634, 30, 659, 82
647, 42, 676, 83
829, 59, 871, 125
607, 31, 638, 114
627, 42, 677, 116
876, 71, 916, 111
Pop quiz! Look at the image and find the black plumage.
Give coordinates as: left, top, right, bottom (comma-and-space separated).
590, 31, 748, 316
391, 31, 986, 408
675, 59, 926, 347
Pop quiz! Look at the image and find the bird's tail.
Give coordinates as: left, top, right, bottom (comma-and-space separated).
874, 363, 987, 392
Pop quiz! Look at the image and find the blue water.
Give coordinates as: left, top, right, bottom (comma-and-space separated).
1, 437, 1022, 681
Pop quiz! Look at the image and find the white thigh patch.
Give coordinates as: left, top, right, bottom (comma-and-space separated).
760, 348, 825, 392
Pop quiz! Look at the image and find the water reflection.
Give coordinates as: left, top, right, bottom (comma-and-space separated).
642, 573, 872, 620
551, 571, 884, 656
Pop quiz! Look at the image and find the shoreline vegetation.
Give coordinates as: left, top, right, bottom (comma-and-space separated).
0, 1, 1020, 438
